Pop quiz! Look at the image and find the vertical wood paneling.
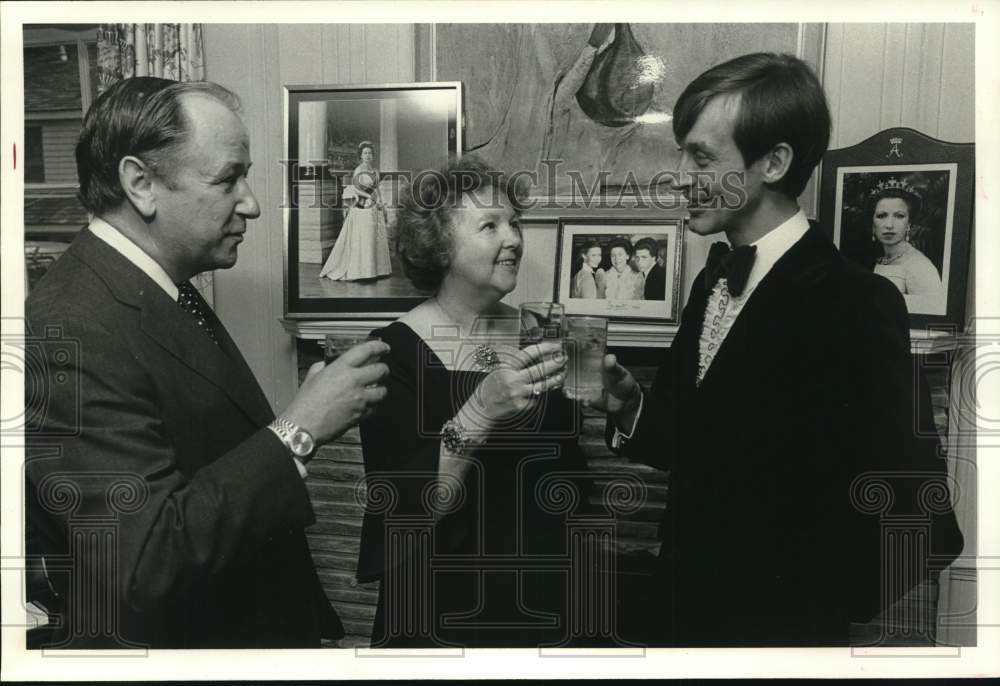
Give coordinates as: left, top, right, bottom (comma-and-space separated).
240, 23, 273, 406
319, 25, 339, 84
335, 25, 352, 83
365, 26, 403, 82
938, 23, 975, 142
879, 25, 905, 128
916, 24, 945, 138
830, 24, 887, 148
502, 224, 557, 305
825, 23, 974, 147
899, 24, 924, 125
262, 25, 299, 412
397, 24, 416, 82
795, 23, 827, 219
278, 25, 324, 84
349, 24, 366, 81
823, 23, 845, 147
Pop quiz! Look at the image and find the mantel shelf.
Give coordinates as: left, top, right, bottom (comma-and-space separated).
281, 319, 960, 354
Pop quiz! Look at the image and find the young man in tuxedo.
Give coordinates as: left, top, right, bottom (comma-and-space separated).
595, 53, 962, 646
26, 77, 390, 648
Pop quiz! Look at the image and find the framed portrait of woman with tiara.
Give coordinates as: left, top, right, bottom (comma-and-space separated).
819, 127, 974, 329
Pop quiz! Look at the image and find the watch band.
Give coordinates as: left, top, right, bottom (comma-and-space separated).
267, 417, 316, 459
269, 417, 298, 440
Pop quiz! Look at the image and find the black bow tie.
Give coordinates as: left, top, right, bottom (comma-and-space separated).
704, 242, 757, 297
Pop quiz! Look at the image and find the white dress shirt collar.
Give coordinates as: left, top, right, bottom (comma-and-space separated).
89, 217, 179, 301
743, 209, 810, 294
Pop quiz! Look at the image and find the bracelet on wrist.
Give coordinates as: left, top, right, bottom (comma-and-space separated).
441, 417, 481, 456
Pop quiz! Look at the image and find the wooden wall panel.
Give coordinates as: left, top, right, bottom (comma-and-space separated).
939, 23, 976, 142
826, 23, 974, 148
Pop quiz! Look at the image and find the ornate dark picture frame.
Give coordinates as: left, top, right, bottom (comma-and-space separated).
819, 127, 974, 329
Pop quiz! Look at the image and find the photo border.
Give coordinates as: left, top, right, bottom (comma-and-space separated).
553, 217, 684, 323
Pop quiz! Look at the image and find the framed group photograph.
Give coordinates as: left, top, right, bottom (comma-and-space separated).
283, 82, 462, 318
819, 127, 974, 328
554, 218, 684, 322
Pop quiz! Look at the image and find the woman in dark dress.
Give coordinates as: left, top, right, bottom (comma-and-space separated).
357, 157, 595, 648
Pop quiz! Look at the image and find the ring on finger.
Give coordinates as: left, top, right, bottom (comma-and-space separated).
532, 384, 541, 397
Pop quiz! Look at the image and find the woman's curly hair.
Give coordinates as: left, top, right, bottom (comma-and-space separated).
394, 155, 529, 292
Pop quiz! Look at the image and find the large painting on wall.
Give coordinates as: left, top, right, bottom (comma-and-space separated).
284, 82, 462, 317
435, 23, 800, 199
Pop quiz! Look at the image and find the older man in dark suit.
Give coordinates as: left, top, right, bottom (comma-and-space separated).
595, 53, 962, 646
25, 77, 390, 648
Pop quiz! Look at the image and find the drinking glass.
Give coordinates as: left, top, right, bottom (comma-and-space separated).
324, 334, 374, 366
562, 316, 608, 402
518, 302, 565, 349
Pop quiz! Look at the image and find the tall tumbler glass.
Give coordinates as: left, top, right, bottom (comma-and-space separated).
562, 316, 608, 403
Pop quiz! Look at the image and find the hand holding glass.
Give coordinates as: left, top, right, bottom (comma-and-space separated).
324, 334, 376, 366
562, 316, 608, 403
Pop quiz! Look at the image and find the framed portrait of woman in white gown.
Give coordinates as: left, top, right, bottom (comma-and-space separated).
283, 82, 462, 317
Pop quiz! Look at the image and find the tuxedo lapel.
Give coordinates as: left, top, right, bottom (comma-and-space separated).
73, 227, 274, 428
694, 226, 836, 395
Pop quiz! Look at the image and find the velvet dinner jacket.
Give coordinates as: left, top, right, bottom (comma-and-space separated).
611, 225, 963, 646
25, 226, 342, 648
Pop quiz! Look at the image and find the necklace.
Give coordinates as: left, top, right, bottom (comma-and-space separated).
430, 297, 501, 372
878, 243, 909, 266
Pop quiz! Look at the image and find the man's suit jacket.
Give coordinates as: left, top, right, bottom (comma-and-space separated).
642, 263, 666, 300
25, 227, 342, 648
610, 226, 962, 646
